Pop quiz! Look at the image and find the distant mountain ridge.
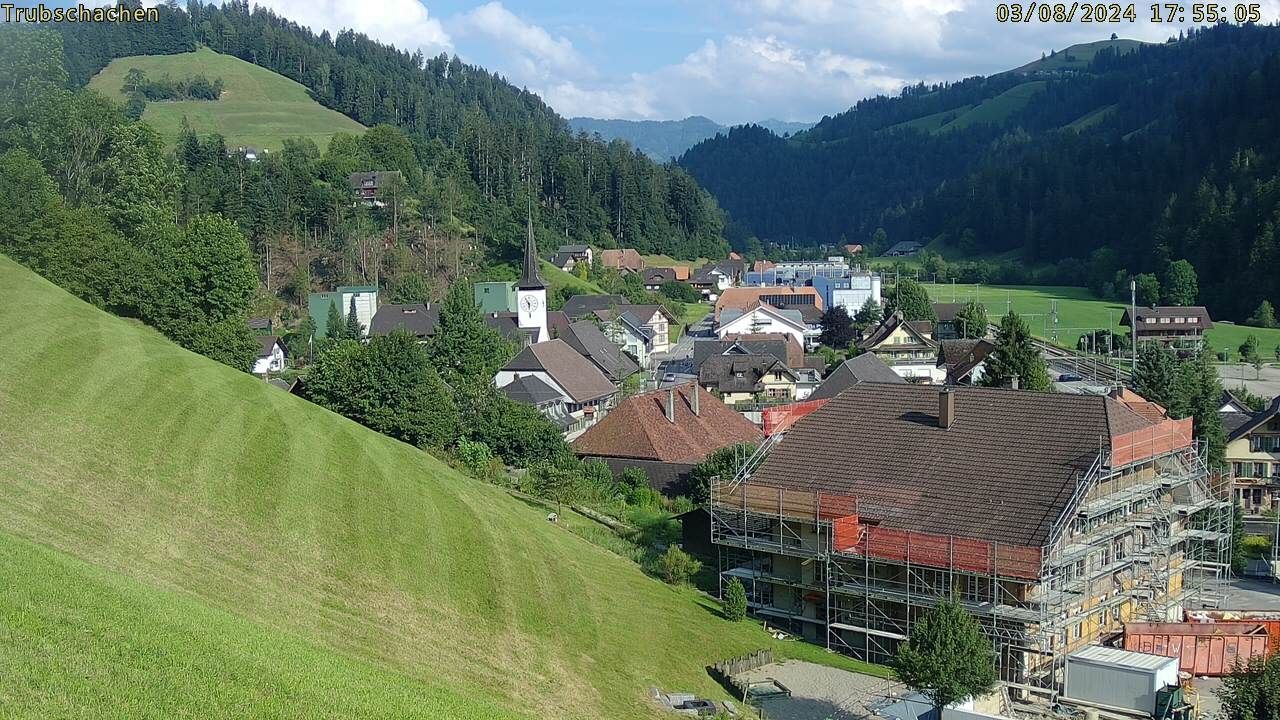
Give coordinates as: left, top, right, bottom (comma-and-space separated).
569, 115, 813, 160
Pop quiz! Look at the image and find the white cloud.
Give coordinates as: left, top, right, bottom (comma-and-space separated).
540, 34, 905, 124
246, 0, 452, 56
450, 2, 587, 81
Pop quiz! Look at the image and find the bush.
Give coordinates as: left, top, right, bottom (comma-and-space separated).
1242, 535, 1272, 559
455, 438, 498, 479
723, 577, 747, 621
657, 546, 701, 585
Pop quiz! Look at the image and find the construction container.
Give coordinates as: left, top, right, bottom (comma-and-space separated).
1124, 622, 1270, 676
1187, 609, 1280, 650
1065, 645, 1180, 715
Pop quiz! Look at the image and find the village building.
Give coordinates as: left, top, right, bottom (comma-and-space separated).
347, 171, 402, 207
807, 353, 905, 401
883, 240, 924, 256
716, 302, 811, 349
714, 286, 823, 323
494, 339, 618, 437
547, 313, 641, 383
599, 248, 645, 274
708, 385, 1230, 685
252, 336, 286, 375
474, 281, 517, 314
571, 383, 763, 492
308, 285, 378, 339
936, 338, 995, 385
1120, 306, 1213, 350
698, 354, 800, 405
857, 311, 942, 382
1227, 396, 1280, 514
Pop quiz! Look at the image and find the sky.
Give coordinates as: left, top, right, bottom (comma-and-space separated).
168, 1, 1280, 124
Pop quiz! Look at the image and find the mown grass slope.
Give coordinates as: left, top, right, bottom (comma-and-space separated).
0, 255, 873, 718
87, 47, 365, 151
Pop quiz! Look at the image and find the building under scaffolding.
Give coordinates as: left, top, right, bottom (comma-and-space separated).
709, 385, 1231, 690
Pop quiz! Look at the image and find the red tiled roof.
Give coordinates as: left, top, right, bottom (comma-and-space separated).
714, 286, 823, 319
572, 382, 763, 463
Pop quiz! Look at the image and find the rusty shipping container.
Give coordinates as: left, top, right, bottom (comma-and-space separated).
1124, 622, 1270, 676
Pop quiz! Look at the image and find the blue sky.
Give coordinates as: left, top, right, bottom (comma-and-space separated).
157, 1, 1280, 123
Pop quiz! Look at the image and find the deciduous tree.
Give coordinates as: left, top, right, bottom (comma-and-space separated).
954, 300, 988, 339
894, 600, 998, 715
884, 279, 936, 322
819, 305, 856, 348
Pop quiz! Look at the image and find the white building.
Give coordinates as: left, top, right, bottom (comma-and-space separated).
716, 303, 809, 349
515, 215, 549, 343
252, 336, 285, 375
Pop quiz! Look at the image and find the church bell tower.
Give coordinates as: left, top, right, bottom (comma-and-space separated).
516, 214, 548, 343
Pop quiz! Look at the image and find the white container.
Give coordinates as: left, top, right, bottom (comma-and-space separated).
1065, 645, 1180, 716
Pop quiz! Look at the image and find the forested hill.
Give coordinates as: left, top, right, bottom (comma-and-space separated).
53, 1, 727, 262
569, 116, 813, 160
680, 25, 1280, 321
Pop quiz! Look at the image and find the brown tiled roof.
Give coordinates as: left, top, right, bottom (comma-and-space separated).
672, 266, 692, 281
932, 303, 966, 323
723, 333, 804, 367
599, 248, 645, 272
715, 287, 823, 320
746, 384, 1162, 547
501, 339, 618, 404
937, 339, 995, 383
572, 383, 763, 463
1120, 306, 1213, 329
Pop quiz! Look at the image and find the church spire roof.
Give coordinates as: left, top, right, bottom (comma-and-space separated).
518, 211, 545, 290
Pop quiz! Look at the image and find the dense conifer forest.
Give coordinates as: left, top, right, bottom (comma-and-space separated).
680, 25, 1280, 321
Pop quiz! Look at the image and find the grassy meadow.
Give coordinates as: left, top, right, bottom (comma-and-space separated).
922, 282, 1280, 358
0, 255, 881, 718
87, 47, 365, 152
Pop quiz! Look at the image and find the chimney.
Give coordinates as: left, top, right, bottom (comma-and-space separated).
939, 387, 955, 429
690, 383, 700, 416
666, 388, 676, 423
1011, 374, 1020, 391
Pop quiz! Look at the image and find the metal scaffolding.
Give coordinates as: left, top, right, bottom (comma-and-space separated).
709, 430, 1232, 692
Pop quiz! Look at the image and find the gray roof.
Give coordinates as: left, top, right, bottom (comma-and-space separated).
1120, 306, 1213, 329
692, 337, 791, 372
369, 304, 439, 339
1228, 396, 1280, 442
562, 294, 628, 320
557, 320, 641, 382
698, 355, 797, 394
347, 170, 401, 190
746, 384, 1160, 548
256, 335, 282, 358
808, 353, 905, 400
937, 339, 995, 384
501, 339, 618, 404
501, 374, 564, 406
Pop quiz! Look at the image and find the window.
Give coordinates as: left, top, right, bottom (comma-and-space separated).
1256, 462, 1268, 478
1159, 317, 1171, 324
1174, 317, 1185, 324
1145, 318, 1157, 324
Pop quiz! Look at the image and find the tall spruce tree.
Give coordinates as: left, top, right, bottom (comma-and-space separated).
325, 300, 343, 341
344, 296, 363, 339
1133, 342, 1180, 410
978, 311, 1051, 391
427, 278, 515, 388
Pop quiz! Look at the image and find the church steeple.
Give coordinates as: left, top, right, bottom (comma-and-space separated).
518, 213, 544, 290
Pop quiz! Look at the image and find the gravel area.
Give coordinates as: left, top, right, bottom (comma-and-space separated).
1218, 363, 1280, 399
735, 661, 901, 720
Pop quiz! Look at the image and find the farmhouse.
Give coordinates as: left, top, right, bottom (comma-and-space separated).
698, 354, 800, 405
1120, 306, 1213, 349
571, 383, 763, 493
599, 248, 645, 273
709, 384, 1229, 685
936, 338, 995, 385
857, 311, 941, 382
716, 302, 810, 349
347, 171, 402, 207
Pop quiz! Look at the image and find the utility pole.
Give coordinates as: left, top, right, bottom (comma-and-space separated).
1130, 278, 1138, 375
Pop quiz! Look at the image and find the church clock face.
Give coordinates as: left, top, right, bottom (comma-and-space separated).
520, 295, 540, 313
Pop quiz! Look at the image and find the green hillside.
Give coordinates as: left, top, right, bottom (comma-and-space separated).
1013, 39, 1145, 73
939, 81, 1047, 132
0, 255, 862, 718
87, 47, 365, 151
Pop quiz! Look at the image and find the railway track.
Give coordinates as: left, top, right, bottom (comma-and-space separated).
987, 323, 1133, 385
